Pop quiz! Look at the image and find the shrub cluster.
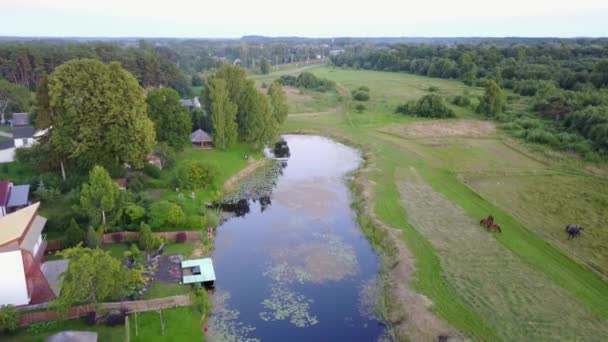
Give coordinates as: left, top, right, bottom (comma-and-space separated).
278, 72, 336, 92
396, 94, 455, 118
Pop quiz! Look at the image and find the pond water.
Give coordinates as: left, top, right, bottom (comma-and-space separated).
208, 135, 385, 341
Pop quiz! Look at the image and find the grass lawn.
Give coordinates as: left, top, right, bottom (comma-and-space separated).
2, 318, 124, 342
163, 242, 194, 256
143, 282, 190, 300
282, 66, 608, 340
129, 306, 202, 342
0, 125, 11, 132
159, 143, 261, 217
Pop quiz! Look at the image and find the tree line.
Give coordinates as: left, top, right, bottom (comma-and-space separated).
0, 41, 182, 91
332, 42, 608, 159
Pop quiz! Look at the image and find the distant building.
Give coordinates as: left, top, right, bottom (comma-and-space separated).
329, 49, 345, 57
112, 178, 128, 190
12, 126, 37, 148
190, 129, 213, 149
11, 113, 29, 127
0, 203, 54, 306
146, 155, 163, 170
180, 96, 202, 111
0, 126, 46, 163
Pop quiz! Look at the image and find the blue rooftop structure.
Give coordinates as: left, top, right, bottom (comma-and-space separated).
181, 258, 216, 285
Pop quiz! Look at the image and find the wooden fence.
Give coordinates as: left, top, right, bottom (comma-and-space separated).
46, 231, 202, 252
18, 295, 192, 327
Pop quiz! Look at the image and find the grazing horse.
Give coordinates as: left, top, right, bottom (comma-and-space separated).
480, 215, 494, 229
488, 224, 502, 233
565, 224, 584, 239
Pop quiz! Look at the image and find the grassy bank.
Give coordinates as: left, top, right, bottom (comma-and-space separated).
282, 66, 608, 340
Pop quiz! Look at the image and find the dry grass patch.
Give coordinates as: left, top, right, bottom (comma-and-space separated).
398, 167, 608, 341
380, 119, 496, 139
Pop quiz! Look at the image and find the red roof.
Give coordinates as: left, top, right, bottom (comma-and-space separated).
0, 181, 11, 206
113, 178, 128, 189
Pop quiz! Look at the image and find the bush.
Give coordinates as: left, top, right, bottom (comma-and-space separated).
352, 90, 370, 101
148, 201, 186, 231
205, 209, 222, 228
0, 305, 18, 333
193, 288, 211, 315
428, 86, 439, 92
355, 103, 366, 113
143, 164, 161, 179
525, 128, 557, 145
86, 227, 101, 248
452, 95, 471, 107
396, 94, 455, 118
138, 222, 161, 251
176, 161, 219, 191
176, 232, 187, 243
186, 215, 205, 230
65, 219, 85, 247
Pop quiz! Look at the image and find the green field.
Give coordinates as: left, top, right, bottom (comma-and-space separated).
129, 307, 203, 342
281, 66, 608, 340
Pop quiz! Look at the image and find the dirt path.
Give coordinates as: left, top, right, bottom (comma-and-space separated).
397, 167, 608, 341
223, 158, 269, 192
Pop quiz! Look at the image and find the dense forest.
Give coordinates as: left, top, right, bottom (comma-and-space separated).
331, 41, 608, 159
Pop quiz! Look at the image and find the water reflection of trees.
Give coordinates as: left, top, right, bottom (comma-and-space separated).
219, 160, 287, 216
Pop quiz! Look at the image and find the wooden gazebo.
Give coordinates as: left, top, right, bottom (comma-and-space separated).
189, 129, 213, 149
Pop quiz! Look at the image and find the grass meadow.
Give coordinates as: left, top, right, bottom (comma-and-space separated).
281, 65, 608, 340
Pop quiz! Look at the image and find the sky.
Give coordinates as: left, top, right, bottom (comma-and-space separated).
1, 0, 607, 38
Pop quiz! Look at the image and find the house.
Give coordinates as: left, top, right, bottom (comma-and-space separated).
112, 178, 128, 190
180, 96, 202, 111
0, 126, 45, 163
11, 113, 30, 127
146, 155, 163, 170
0, 202, 55, 306
190, 129, 213, 148
12, 126, 37, 148
0, 181, 30, 217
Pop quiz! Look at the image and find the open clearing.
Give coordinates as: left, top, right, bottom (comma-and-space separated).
282, 66, 608, 340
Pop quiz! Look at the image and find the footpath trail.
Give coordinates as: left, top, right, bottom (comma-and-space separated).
398, 167, 608, 341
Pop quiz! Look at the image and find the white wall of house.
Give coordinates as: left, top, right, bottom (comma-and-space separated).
0, 147, 16, 163
13, 138, 36, 148
0, 250, 29, 306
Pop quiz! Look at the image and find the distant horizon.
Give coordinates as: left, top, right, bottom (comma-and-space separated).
1, 35, 607, 40
2, 0, 607, 38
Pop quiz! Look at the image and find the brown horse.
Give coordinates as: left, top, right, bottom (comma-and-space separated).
480, 215, 494, 229
487, 224, 502, 233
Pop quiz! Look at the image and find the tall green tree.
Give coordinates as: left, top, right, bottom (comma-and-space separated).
477, 80, 506, 117
146, 88, 192, 150
208, 78, 238, 149
80, 165, 120, 228
268, 82, 288, 125
34, 73, 52, 129
54, 247, 131, 309
260, 58, 270, 74
49, 59, 156, 177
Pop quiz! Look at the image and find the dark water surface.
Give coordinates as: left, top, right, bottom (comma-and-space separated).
208, 135, 384, 341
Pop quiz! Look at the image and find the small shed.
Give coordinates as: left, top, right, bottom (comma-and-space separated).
6, 184, 30, 211
181, 258, 216, 287
112, 178, 128, 190
190, 129, 213, 149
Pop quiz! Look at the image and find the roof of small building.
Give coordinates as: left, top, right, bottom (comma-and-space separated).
12, 126, 37, 139
182, 258, 216, 284
0, 181, 11, 206
0, 140, 15, 149
180, 99, 194, 107
12, 113, 29, 126
45, 331, 98, 342
113, 178, 128, 189
0, 202, 40, 247
7, 184, 30, 208
190, 129, 213, 142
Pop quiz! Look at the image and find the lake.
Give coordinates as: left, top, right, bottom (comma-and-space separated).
208, 135, 385, 341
